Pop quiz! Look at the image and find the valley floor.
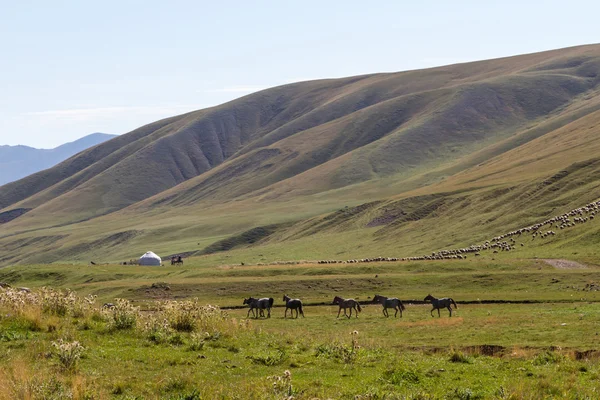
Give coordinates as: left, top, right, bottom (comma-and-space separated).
1, 258, 600, 398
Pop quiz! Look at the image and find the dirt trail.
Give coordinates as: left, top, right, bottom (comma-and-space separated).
542, 259, 588, 269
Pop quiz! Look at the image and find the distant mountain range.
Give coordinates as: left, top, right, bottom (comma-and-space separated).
0, 133, 117, 185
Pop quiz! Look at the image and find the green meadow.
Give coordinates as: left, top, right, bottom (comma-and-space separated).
2, 257, 600, 399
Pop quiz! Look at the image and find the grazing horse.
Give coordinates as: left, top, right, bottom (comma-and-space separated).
171, 256, 183, 266
282, 294, 305, 318
243, 297, 274, 319
333, 296, 362, 318
424, 294, 457, 317
373, 294, 405, 318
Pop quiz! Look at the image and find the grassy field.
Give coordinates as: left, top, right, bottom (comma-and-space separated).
3, 44, 600, 397
2, 257, 600, 305
2, 257, 600, 399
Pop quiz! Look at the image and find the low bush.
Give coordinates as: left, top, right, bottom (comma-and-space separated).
247, 350, 287, 366
52, 339, 85, 371
105, 298, 138, 330
449, 351, 471, 364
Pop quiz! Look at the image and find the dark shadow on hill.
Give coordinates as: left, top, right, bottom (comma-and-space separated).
0, 208, 31, 224
199, 223, 293, 255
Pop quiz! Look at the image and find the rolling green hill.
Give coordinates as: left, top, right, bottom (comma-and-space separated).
2, 44, 600, 265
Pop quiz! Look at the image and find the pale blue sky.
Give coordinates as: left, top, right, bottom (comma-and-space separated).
1, 0, 598, 148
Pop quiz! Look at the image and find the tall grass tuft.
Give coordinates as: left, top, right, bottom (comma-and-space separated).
449, 351, 471, 364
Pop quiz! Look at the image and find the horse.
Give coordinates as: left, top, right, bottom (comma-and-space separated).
373, 294, 405, 318
424, 294, 457, 317
333, 296, 362, 318
171, 256, 183, 266
283, 294, 304, 318
243, 297, 274, 319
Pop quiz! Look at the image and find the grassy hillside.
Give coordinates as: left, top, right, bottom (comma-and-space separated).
1, 44, 600, 265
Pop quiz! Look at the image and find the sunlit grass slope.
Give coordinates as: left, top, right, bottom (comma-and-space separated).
1, 44, 600, 265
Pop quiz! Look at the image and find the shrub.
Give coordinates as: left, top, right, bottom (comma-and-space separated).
170, 390, 201, 400
0, 287, 97, 320
449, 388, 483, 400
8, 375, 75, 399
0, 287, 40, 315
532, 350, 564, 366
106, 298, 138, 330
0, 330, 28, 342
39, 287, 77, 317
161, 376, 191, 393
267, 370, 293, 397
187, 332, 206, 351
160, 300, 225, 333
74, 294, 97, 318
52, 339, 85, 371
164, 300, 197, 332
449, 351, 471, 364
142, 315, 172, 344
168, 333, 185, 346
247, 350, 287, 366
381, 367, 420, 385
315, 330, 360, 364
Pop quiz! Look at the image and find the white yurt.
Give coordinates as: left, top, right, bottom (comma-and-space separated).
139, 251, 162, 266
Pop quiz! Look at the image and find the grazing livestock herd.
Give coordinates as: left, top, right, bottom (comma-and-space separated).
199, 200, 600, 270
308, 200, 600, 264
242, 293, 457, 319
236, 201, 600, 322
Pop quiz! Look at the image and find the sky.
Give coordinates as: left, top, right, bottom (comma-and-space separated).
1, 1, 599, 149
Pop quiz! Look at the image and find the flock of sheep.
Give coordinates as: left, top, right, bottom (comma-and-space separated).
298, 199, 600, 265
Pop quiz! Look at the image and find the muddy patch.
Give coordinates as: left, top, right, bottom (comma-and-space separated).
133, 282, 173, 300
573, 349, 600, 360
464, 344, 506, 357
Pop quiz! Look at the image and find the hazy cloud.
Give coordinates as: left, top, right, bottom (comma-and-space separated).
23, 105, 205, 121
8, 105, 208, 148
